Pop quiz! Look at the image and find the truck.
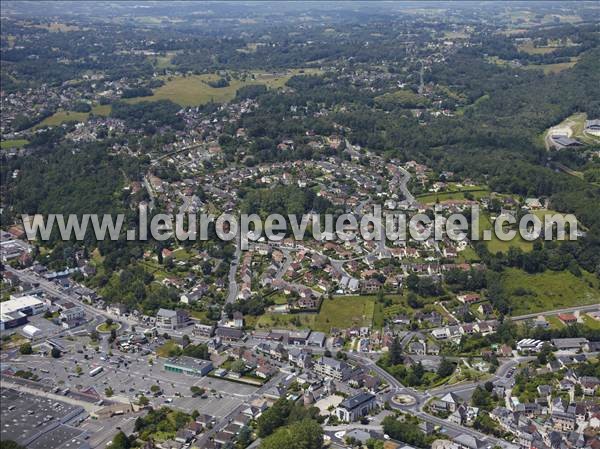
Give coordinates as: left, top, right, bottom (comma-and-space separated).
89, 366, 103, 377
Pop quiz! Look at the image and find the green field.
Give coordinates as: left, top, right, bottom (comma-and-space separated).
416, 187, 489, 205
34, 104, 111, 129
517, 42, 560, 55
583, 315, 600, 330
522, 58, 579, 74
256, 295, 375, 332
0, 139, 29, 149
126, 69, 320, 107
503, 268, 600, 315
479, 213, 533, 254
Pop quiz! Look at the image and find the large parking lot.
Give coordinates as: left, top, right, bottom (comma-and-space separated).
7, 335, 258, 419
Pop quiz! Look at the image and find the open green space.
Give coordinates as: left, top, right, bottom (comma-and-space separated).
156, 340, 181, 358
0, 139, 29, 149
97, 322, 120, 333
126, 69, 320, 107
416, 187, 489, 205
256, 295, 375, 332
479, 212, 534, 254
33, 104, 111, 129
502, 268, 600, 315
582, 315, 600, 330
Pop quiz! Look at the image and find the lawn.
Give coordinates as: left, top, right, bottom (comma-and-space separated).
0, 139, 29, 149
255, 295, 375, 332
33, 104, 110, 129
97, 322, 120, 333
502, 268, 600, 316
583, 315, 600, 330
479, 213, 533, 254
126, 69, 320, 107
546, 316, 566, 330
315, 295, 375, 332
416, 188, 489, 205
156, 340, 181, 358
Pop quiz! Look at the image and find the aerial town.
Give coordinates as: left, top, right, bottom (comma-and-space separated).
1, 2, 600, 449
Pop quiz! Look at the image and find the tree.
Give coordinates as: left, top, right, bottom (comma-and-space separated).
437, 358, 455, 378
389, 336, 403, 365
260, 419, 323, 449
105, 386, 114, 397
0, 442, 26, 449
138, 395, 149, 407
471, 386, 491, 409
108, 431, 130, 449
190, 386, 206, 397
150, 384, 161, 395
382, 416, 427, 448
230, 359, 247, 374
19, 343, 33, 355
50, 347, 61, 358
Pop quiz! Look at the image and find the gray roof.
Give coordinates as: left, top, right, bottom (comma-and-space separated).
338, 392, 375, 411
157, 308, 177, 317
552, 135, 582, 147
307, 331, 326, 345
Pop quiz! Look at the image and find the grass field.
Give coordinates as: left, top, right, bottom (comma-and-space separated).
156, 340, 181, 358
502, 268, 600, 315
126, 69, 320, 107
0, 139, 29, 149
522, 58, 579, 74
256, 295, 375, 332
583, 315, 600, 330
517, 42, 559, 55
487, 56, 579, 74
416, 187, 489, 205
97, 322, 120, 333
479, 213, 534, 254
34, 104, 111, 129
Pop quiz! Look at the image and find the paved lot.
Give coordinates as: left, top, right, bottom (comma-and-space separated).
6, 337, 258, 412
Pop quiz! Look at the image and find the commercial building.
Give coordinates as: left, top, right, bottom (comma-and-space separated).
164, 356, 213, 376
307, 331, 326, 347
59, 302, 85, 322
0, 295, 47, 330
156, 308, 190, 330
313, 356, 352, 381
335, 392, 376, 422
0, 387, 88, 448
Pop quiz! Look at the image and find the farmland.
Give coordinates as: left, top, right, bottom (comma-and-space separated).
125, 69, 320, 107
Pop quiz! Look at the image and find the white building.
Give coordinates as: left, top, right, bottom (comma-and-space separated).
0, 296, 47, 330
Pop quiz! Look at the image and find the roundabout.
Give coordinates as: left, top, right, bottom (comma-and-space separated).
391, 393, 417, 407
96, 321, 121, 333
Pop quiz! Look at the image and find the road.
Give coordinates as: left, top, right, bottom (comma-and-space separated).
347, 351, 520, 448
142, 175, 156, 211
225, 237, 242, 305
510, 304, 600, 322
397, 166, 415, 205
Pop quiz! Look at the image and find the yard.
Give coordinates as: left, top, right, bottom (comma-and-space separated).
255, 295, 375, 332
502, 268, 600, 316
